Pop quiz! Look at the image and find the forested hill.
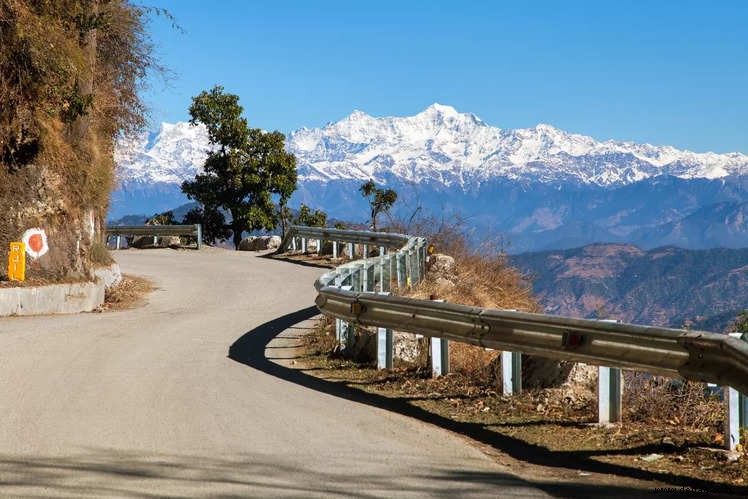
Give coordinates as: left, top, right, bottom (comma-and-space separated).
510, 244, 748, 331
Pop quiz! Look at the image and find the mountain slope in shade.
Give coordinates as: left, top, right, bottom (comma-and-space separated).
510, 244, 748, 330
631, 202, 748, 250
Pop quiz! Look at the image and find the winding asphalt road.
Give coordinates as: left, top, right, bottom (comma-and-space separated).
0, 249, 549, 497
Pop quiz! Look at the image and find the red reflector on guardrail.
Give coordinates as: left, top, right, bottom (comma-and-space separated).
562, 331, 585, 348
351, 302, 365, 314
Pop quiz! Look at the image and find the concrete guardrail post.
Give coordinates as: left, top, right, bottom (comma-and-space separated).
726, 332, 747, 449
362, 263, 369, 292
396, 253, 404, 289
196, 224, 202, 250
597, 320, 623, 424
598, 366, 623, 424
501, 351, 522, 395
431, 337, 450, 377
337, 285, 353, 349
379, 259, 385, 292
376, 292, 393, 369
377, 327, 394, 370
429, 299, 449, 377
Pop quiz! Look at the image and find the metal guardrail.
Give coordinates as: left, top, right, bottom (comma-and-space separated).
284, 225, 748, 396
105, 224, 202, 250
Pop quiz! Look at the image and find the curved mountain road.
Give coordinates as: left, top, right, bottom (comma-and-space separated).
0, 249, 548, 497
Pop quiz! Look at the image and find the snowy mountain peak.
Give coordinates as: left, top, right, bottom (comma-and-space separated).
117, 104, 748, 190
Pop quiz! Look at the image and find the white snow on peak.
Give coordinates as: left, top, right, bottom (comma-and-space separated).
116, 105, 748, 189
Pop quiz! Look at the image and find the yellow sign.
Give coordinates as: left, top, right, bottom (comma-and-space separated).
8, 241, 25, 281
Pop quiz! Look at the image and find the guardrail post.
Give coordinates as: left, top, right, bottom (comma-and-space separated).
376, 291, 393, 369
115, 235, 121, 250
598, 366, 622, 424
726, 386, 742, 450
725, 332, 747, 449
196, 224, 202, 250
379, 259, 385, 292
332, 241, 338, 259
501, 351, 522, 395
379, 246, 384, 257
316, 239, 321, 255
153, 235, 158, 246
430, 337, 449, 377
301, 237, 306, 253
348, 242, 354, 259
291, 236, 297, 251
405, 250, 413, 287
362, 263, 369, 292
414, 246, 421, 283
363, 244, 368, 259
396, 254, 404, 289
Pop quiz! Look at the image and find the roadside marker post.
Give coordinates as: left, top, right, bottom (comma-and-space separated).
8, 242, 25, 281
598, 366, 623, 424
501, 351, 522, 395
725, 332, 747, 449
376, 292, 393, 370
430, 299, 449, 377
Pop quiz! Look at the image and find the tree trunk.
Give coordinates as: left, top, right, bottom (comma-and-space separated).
231, 210, 242, 250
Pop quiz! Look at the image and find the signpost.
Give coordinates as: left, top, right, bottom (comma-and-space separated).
8, 242, 25, 281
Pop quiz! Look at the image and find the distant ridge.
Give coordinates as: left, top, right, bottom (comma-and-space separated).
112, 104, 748, 252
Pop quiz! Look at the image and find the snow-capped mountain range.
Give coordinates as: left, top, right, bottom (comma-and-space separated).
112, 104, 748, 252
116, 103, 748, 189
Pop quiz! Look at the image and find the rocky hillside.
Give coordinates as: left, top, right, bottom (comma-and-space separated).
510, 244, 748, 331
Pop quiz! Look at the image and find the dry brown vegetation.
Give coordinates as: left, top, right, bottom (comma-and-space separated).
102, 274, 153, 310
1, 1, 161, 281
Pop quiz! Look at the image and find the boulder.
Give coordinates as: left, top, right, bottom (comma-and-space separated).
159, 236, 182, 248
130, 236, 156, 248
266, 235, 282, 250
130, 235, 181, 249
429, 253, 455, 275
238, 236, 258, 251
238, 235, 282, 251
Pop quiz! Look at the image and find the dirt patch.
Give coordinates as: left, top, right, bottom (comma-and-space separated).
101, 274, 153, 311
297, 319, 748, 495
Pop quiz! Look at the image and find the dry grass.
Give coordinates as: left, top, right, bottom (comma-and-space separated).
624, 372, 725, 430
102, 274, 153, 311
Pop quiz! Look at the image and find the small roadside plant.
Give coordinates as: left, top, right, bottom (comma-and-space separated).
294, 204, 327, 227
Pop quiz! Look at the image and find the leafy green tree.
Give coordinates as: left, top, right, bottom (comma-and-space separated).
182, 206, 231, 245
146, 210, 177, 225
294, 203, 327, 227
181, 85, 297, 249
359, 179, 397, 231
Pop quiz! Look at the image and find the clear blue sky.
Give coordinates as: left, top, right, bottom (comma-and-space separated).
142, 0, 748, 153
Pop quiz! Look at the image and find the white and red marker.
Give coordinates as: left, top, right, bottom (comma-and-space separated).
22, 228, 49, 259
